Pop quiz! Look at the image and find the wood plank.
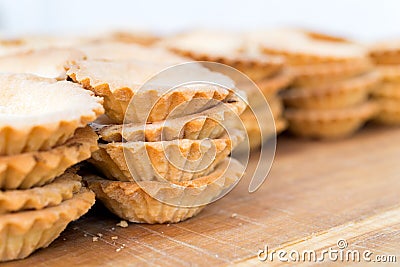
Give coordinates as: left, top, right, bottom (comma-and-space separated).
3, 125, 400, 266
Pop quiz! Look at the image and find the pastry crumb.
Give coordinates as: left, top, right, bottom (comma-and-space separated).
111, 227, 115, 231
111, 236, 118, 240
166, 224, 170, 227
93, 237, 99, 242
97, 233, 103, 237
116, 248, 121, 252
84, 233, 88, 237
117, 220, 128, 228
231, 213, 238, 218
62, 238, 67, 241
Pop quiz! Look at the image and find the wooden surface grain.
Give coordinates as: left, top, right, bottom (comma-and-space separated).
3, 125, 400, 266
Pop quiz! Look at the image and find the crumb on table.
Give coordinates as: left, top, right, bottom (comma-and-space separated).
117, 220, 129, 228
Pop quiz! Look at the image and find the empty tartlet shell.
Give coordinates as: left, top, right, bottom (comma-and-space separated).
282, 72, 380, 109
0, 188, 95, 262
94, 100, 246, 143
103, 30, 159, 46
290, 58, 373, 87
0, 172, 82, 214
66, 60, 240, 124
255, 70, 293, 100
169, 48, 285, 81
240, 70, 293, 108
373, 99, 400, 125
0, 126, 98, 190
268, 97, 284, 119
377, 65, 400, 83
89, 130, 244, 183
261, 48, 366, 66
369, 40, 400, 65
0, 47, 85, 79
76, 42, 189, 62
85, 158, 243, 224
238, 107, 285, 150
285, 102, 378, 139
0, 74, 104, 156
371, 82, 400, 100
258, 31, 367, 66
245, 118, 286, 150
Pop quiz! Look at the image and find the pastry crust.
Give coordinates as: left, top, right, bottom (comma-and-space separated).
0, 126, 98, 190
369, 39, 400, 65
170, 49, 284, 81
99, 30, 159, 46
162, 30, 285, 80
94, 100, 246, 142
239, 70, 292, 107
0, 47, 85, 79
77, 42, 188, 62
0, 172, 82, 214
0, 188, 95, 262
238, 107, 284, 150
290, 59, 373, 87
285, 102, 378, 139
283, 72, 380, 109
243, 118, 285, 151
256, 29, 367, 66
66, 60, 240, 123
85, 158, 243, 224
377, 65, 400, 83
0, 35, 85, 58
89, 130, 244, 183
255, 70, 293, 100
373, 99, 400, 125
371, 82, 400, 100
0, 73, 104, 156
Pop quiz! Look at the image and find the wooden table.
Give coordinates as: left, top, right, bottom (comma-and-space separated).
4, 125, 400, 266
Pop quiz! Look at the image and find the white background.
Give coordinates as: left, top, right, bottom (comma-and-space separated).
0, 0, 399, 42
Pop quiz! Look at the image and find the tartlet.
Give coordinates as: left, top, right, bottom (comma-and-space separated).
371, 83, 400, 100
0, 126, 98, 190
282, 72, 380, 110
238, 70, 292, 108
0, 73, 104, 156
96, 30, 159, 46
94, 100, 246, 143
373, 99, 400, 125
369, 39, 400, 65
255, 29, 367, 65
238, 107, 284, 150
85, 157, 243, 224
255, 70, 293, 100
66, 60, 242, 123
284, 102, 378, 139
377, 65, 400, 83
161, 30, 285, 80
290, 58, 373, 87
0, 188, 95, 262
0, 172, 82, 214
89, 130, 244, 183
77, 42, 188, 62
0, 47, 85, 79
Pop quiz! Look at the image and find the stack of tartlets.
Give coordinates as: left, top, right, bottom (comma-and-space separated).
0, 73, 103, 261
160, 30, 291, 149
65, 44, 247, 224
252, 29, 380, 139
369, 40, 400, 125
